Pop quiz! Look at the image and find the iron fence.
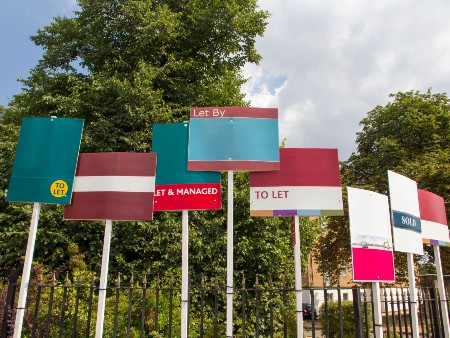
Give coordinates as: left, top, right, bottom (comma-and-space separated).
1, 269, 449, 337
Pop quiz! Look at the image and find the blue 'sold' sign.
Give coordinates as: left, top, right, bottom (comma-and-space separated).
392, 210, 422, 233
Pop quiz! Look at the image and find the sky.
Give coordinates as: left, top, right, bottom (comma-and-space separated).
2, 0, 450, 161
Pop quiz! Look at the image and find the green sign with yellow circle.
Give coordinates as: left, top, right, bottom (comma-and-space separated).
7, 117, 84, 204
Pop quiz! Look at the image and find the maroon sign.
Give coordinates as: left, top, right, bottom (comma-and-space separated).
64, 153, 156, 221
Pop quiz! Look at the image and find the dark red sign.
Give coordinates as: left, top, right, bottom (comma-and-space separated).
64, 152, 156, 221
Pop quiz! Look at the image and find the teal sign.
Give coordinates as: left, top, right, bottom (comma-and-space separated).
7, 117, 84, 204
153, 122, 220, 185
392, 210, 422, 233
152, 122, 221, 211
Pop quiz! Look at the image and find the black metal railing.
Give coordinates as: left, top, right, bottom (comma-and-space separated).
1, 270, 449, 337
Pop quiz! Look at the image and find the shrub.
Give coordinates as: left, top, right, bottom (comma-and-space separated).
319, 300, 372, 338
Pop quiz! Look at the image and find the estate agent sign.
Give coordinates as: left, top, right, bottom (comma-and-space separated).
187, 107, 279, 172
7, 117, 84, 204
249, 148, 343, 216
64, 152, 157, 221
152, 122, 221, 211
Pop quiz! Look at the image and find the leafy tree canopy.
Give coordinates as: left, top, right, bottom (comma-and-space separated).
10, 0, 269, 151
1, 0, 322, 285
315, 89, 450, 281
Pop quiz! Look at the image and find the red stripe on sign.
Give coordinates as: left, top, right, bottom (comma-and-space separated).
64, 191, 154, 221
352, 248, 395, 282
190, 107, 278, 119
154, 183, 221, 211
76, 153, 156, 176
250, 148, 341, 187
418, 189, 448, 225
188, 160, 280, 172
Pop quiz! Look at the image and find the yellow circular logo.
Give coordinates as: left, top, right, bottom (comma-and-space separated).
50, 180, 69, 198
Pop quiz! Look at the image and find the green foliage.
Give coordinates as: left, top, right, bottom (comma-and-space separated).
315, 89, 450, 278
0, 1, 325, 302
2, 263, 307, 336
0, 0, 277, 278
319, 300, 372, 338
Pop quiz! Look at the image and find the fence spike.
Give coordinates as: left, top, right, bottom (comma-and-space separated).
242, 274, 246, 289
143, 273, 147, 286
201, 274, 205, 288
269, 274, 273, 287
64, 271, 69, 285
116, 272, 121, 287
130, 272, 134, 287
255, 275, 259, 287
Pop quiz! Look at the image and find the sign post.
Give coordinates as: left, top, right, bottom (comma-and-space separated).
388, 171, 423, 338
152, 122, 222, 337
250, 148, 343, 337
181, 210, 189, 337
7, 117, 84, 338
226, 171, 234, 337
64, 152, 157, 337
418, 189, 450, 338
347, 187, 395, 338
291, 215, 303, 337
13, 203, 41, 338
95, 219, 112, 338
188, 107, 280, 337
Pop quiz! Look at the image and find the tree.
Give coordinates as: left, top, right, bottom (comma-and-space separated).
1, 0, 268, 273
1, 0, 323, 285
11, 0, 268, 151
315, 89, 450, 279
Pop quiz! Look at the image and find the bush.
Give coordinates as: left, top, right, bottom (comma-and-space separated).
319, 300, 372, 338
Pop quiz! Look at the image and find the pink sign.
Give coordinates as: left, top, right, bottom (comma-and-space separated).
347, 187, 395, 282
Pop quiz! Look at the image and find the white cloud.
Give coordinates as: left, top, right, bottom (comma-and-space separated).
243, 0, 450, 160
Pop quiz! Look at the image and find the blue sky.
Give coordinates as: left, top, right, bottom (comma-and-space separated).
2, 0, 450, 160
0, 0, 77, 106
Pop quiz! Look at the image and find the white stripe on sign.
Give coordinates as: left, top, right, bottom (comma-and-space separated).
250, 186, 342, 210
422, 220, 450, 242
73, 176, 155, 193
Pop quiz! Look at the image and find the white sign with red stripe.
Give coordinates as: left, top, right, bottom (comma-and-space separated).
250, 148, 343, 217
418, 189, 449, 246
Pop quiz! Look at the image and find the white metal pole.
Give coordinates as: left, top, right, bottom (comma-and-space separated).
407, 253, 419, 338
13, 202, 41, 338
95, 219, 113, 338
226, 170, 234, 337
181, 210, 189, 338
293, 215, 303, 337
433, 244, 450, 338
372, 282, 383, 338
